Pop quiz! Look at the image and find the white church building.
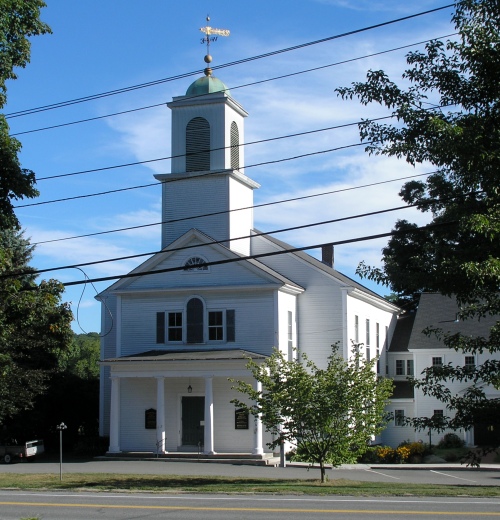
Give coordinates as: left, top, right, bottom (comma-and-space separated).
98, 54, 498, 457
98, 60, 400, 457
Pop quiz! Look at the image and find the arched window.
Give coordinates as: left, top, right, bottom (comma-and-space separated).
184, 257, 208, 271
230, 121, 239, 170
187, 297, 204, 343
186, 117, 210, 172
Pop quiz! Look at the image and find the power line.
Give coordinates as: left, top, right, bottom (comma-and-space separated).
9, 33, 457, 137
4, 202, 422, 281
31, 171, 434, 246
61, 220, 455, 288
5, 4, 453, 120
33, 117, 393, 182
15, 141, 372, 208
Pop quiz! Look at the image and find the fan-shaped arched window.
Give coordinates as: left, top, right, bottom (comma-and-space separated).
230, 121, 239, 170
184, 257, 208, 271
187, 297, 204, 343
186, 117, 210, 172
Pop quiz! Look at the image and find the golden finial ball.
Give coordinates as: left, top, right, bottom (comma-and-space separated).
204, 54, 212, 64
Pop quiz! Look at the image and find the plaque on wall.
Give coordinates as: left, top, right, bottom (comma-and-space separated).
235, 408, 249, 430
145, 408, 156, 429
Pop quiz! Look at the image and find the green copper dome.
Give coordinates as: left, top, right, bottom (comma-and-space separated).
186, 76, 230, 97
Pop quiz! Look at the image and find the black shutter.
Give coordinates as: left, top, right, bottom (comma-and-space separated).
156, 312, 165, 343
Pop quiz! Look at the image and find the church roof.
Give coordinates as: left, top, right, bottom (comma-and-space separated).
388, 312, 416, 352
253, 230, 396, 307
409, 293, 497, 350
186, 75, 230, 97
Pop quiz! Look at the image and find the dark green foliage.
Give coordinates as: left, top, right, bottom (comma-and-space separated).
438, 433, 465, 449
337, 0, 500, 435
0, 0, 50, 229
59, 332, 100, 380
0, 228, 73, 424
231, 345, 393, 482
0, 0, 51, 106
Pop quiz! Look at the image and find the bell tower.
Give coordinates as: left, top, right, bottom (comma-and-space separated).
155, 20, 259, 255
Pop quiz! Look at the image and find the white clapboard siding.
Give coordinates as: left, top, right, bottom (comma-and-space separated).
120, 378, 157, 452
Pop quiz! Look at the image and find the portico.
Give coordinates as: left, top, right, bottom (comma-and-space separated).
103, 350, 267, 456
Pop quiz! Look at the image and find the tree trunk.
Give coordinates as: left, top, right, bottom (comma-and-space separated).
319, 461, 325, 483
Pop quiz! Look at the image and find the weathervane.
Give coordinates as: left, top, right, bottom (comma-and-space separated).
199, 16, 230, 76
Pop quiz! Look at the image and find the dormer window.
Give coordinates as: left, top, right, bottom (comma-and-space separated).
184, 257, 208, 271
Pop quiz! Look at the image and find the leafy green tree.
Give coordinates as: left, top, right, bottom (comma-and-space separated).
231, 346, 393, 482
336, 0, 500, 435
59, 332, 100, 380
0, 0, 74, 428
0, 228, 73, 424
0, 0, 51, 229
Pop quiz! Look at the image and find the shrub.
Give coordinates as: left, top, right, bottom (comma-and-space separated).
438, 433, 465, 449
399, 440, 428, 462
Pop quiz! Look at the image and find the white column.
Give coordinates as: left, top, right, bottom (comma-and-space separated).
204, 377, 215, 454
253, 380, 263, 455
108, 376, 121, 453
156, 377, 166, 454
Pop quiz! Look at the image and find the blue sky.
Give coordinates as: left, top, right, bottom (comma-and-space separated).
5, 0, 456, 333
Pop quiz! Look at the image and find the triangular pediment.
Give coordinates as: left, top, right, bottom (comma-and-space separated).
98, 229, 303, 296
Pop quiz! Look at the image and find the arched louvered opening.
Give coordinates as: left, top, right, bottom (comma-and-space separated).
186, 117, 210, 172
187, 297, 204, 343
230, 121, 239, 170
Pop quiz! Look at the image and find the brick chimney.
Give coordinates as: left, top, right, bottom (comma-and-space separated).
321, 244, 334, 268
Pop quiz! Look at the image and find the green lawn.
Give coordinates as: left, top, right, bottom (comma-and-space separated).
0, 473, 499, 497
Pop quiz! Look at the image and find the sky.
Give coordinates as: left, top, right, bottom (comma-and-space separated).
5, 0, 457, 334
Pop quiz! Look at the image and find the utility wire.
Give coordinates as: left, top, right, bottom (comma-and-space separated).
5, 201, 423, 280
5, 4, 453, 119
9, 33, 457, 137
34, 117, 394, 182
32, 171, 434, 245
61, 220, 455, 288
16, 141, 371, 208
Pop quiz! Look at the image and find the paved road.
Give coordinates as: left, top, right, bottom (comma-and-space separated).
1, 458, 499, 486
1, 491, 500, 520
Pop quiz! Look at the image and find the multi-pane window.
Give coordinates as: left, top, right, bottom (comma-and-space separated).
168, 312, 183, 342
433, 410, 444, 424
465, 356, 475, 370
157, 304, 235, 344
395, 409, 405, 427
396, 360, 405, 375
432, 356, 443, 367
406, 359, 414, 376
184, 257, 208, 271
208, 311, 224, 341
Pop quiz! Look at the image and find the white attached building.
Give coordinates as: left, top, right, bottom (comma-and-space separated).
98, 68, 401, 457
383, 293, 500, 448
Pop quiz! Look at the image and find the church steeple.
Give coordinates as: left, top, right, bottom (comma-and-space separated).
154, 21, 259, 255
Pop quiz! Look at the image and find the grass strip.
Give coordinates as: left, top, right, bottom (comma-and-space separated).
0, 473, 499, 497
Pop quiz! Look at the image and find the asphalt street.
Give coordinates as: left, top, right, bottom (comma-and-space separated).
1, 491, 500, 519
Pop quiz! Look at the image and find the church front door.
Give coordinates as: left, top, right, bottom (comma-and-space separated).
181, 396, 205, 447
